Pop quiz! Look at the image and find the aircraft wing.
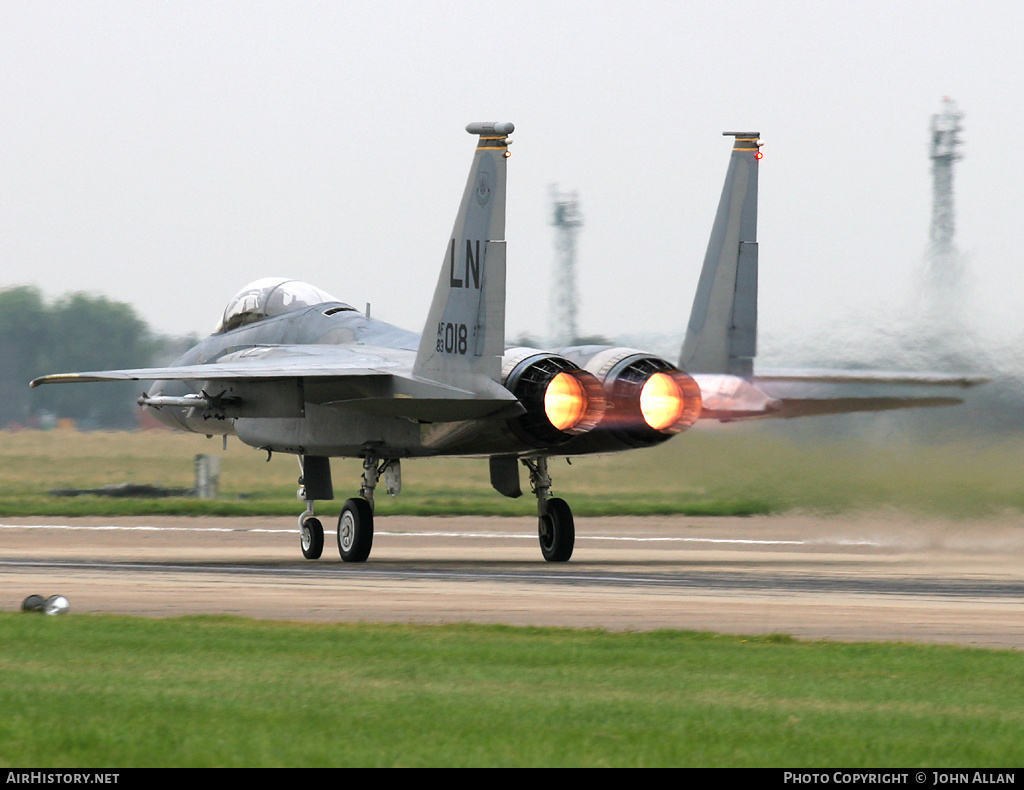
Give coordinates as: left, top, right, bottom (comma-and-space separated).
30, 344, 523, 422
30, 345, 403, 385
693, 369, 988, 421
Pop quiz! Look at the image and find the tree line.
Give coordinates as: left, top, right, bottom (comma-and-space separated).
0, 286, 167, 429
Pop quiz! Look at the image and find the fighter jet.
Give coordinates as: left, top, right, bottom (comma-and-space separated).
31, 123, 984, 563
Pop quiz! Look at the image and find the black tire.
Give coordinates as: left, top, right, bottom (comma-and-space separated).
300, 516, 324, 560
539, 497, 574, 562
337, 497, 374, 562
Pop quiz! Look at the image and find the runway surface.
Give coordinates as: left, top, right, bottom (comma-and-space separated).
2, 512, 1023, 649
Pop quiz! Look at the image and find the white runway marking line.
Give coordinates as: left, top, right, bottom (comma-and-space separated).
0, 523, 884, 547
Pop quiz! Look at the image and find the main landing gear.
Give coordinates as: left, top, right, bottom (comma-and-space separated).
337, 496, 373, 563
524, 456, 575, 562
298, 453, 574, 563
335, 455, 396, 563
309, 454, 400, 563
297, 453, 398, 563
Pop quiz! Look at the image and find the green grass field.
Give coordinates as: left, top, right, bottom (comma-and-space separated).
1, 614, 1022, 768
2, 422, 1024, 517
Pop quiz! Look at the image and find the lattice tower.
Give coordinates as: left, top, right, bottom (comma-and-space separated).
927, 97, 964, 289
549, 186, 583, 346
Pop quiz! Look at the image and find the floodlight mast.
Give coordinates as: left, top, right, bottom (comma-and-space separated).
927, 97, 964, 288
549, 186, 584, 346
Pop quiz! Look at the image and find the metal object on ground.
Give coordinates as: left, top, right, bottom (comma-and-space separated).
43, 595, 70, 615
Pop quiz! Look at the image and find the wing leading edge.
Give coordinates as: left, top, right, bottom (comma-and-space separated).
29, 345, 402, 385
30, 344, 522, 423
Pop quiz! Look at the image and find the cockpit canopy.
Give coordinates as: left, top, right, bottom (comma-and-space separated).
215, 277, 350, 333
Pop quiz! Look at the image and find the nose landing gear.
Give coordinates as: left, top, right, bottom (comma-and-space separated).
299, 509, 324, 560
296, 455, 333, 561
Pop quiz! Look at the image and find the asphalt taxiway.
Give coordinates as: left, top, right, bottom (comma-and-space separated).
2, 513, 1022, 649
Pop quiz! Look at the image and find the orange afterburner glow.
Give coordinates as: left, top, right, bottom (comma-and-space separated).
544, 372, 588, 431
639, 372, 686, 431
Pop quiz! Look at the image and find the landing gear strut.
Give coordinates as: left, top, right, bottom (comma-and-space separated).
297, 455, 333, 560
524, 456, 574, 562
336, 455, 400, 563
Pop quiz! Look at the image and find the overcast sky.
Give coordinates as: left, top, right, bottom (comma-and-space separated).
3, 1, 1022, 364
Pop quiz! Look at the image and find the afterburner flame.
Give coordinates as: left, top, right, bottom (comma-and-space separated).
639, 372, 686, 431
544, 372, 588, 431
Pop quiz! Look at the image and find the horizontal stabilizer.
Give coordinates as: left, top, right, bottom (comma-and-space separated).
754, 369, 988, 388
692, 370, 985, 421
757, 396, 965, 419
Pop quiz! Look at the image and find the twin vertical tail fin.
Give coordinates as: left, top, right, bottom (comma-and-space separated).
679, 132, 761, 376
413, 123, 513, 388
415, 125, 756, 388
